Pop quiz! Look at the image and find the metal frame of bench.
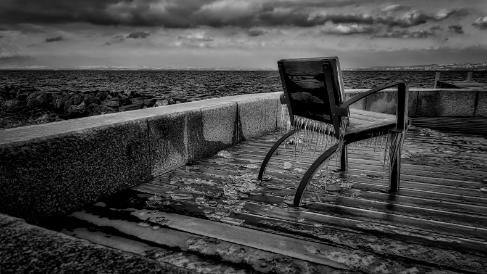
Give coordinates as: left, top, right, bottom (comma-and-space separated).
258, 57, 409, 206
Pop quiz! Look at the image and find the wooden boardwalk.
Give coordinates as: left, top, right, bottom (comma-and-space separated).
53, 126, 487, 273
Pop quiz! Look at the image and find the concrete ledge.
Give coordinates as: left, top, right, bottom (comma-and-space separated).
0, 213, 185, 273
0, 120, 152, 219
0, 93, 282, 220
344, 88, 486, 117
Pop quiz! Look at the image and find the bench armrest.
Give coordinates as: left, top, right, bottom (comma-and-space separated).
340, 81, 405, 109
339, 81, 409, 130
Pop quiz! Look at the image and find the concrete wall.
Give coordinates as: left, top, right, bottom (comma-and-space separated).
0, 93, 282, 221
345, 88, 487, 117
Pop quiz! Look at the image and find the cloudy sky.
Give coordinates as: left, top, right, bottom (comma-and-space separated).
0, 0, 486, 69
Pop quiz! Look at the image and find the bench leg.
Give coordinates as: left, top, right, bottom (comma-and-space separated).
340, 145, 348, 171
294, 144, 339, 206
258, 129, 297, 180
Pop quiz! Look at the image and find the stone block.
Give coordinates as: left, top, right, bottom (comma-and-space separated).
415, 90, 442, 117
475, 91, 487, 117
237, 97, 279, 140
438, 90, 476, 116
416, 90, 476, 117
201, 103, 237, 145
0, 120, 152, 220
147, 111, 194, 176
345, 89, 417, 116
407, 89, 419, 117
188, 102, 237, 160
344, 90, 366, 110
365, 90, 397, 114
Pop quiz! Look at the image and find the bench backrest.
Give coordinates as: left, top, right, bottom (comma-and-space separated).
278, 57, 347, 134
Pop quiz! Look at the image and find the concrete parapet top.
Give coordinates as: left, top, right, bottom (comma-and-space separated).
1, 88, 485, 147
0, 92, 281, 146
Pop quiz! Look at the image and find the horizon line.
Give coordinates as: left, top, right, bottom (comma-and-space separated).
0, 63, 486, 71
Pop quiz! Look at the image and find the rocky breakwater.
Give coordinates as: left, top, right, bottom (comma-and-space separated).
0, 85, 187, 128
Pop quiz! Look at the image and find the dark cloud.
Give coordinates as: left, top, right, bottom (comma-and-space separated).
472, 16, 487, 29
127, 31, 150, 39
247, 28, 266, 37
104, 34, 125, 46
375, 27, 439, 39
45, 35, 63, 42
448, 25, 464, 34
0, 0, 470, 31
105, 31, 150, 45
0, 0, 214, 28
376, 8, 468, 28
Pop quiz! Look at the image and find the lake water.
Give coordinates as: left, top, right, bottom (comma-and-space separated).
1, 70, 486, 102
1, 70, 486, 128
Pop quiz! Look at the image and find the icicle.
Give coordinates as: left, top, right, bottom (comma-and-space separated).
302, 121, 308, 154
310, 121, 316, 154
383, 133, 391, 167
313, 121, 320, 155
318, 126, 324, 151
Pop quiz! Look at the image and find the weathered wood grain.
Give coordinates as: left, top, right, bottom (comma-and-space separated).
51, 126, 487, 273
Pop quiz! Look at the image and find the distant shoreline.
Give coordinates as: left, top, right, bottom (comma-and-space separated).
1, 62, 487, 72
0, 68, 487, 72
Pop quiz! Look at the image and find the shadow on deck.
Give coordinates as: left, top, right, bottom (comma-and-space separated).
47, 126, 487, 273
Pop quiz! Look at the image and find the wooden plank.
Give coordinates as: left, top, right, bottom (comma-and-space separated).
171, 162, 487, 210
245, 136, 487, 163
160, 173, 487, 232
136, 167, 487, 235
176, 160, 487, 207
233, 211, 487, 274
350, 109, 396, 121
207, 154, 487, 196
228, 150, 486, 186
133, 179, 487, 259
303, 202, 487, 239
67, 210, 348, 273
71, 210, 351, 270
242, 202, 487, 253
67, 228, 249, 274
250, 192, 487, 227
241, 139, 487, 166
234, 149, 487, 183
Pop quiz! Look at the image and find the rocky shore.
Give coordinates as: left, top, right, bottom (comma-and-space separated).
0, 85, 189, 128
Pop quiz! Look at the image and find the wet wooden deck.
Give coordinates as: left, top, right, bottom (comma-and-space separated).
53, 126, 487, 273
